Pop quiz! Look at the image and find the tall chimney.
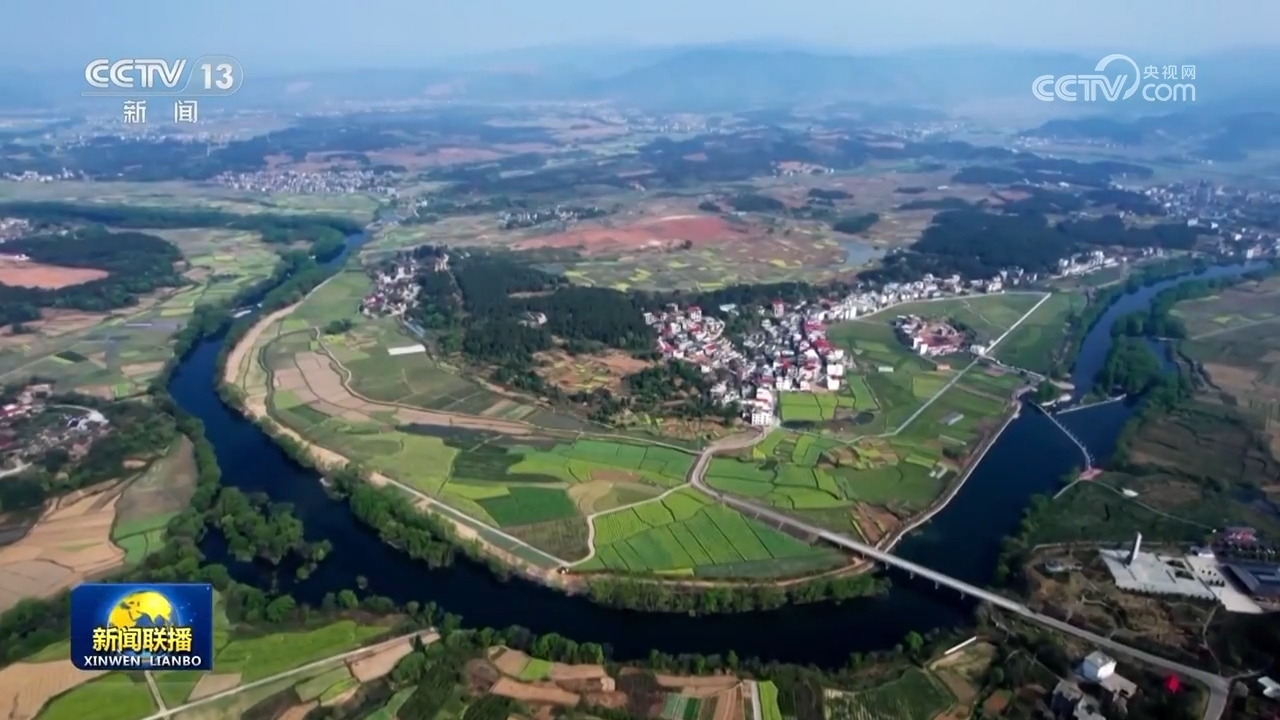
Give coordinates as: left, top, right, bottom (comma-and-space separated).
1128, 532, 1143, 565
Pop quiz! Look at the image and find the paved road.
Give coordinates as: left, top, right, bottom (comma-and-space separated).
688, 436, 1231, 720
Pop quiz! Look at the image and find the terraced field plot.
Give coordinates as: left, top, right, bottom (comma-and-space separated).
823, 668, 955, 720
578, 488, 844, 578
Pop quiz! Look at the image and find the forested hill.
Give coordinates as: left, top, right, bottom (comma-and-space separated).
0, 227, 185, 327
411, 251, 654, 366
863, 209, 1201, 284
0, 201, 362, 259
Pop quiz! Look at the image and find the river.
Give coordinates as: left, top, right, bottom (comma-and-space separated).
165, 245, 1252, 666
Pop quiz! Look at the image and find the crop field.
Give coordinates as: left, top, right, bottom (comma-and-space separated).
992, 292, 1085, 373
0, 225, 284, 396
578, 488, 842, 577
278, 281, 596, 431
37, 673, 157, 720
112, 437, 198, 565
759, 681, 782, 720
214, 620, 390, 683
778, 392, 846, 422
957, 366, 1025, 400
824, 321, 942, 433
1172, 277, 1280, 436
823, 669, 954, 720
1171, 274, 1280, 339
870, 293, 1045, 343
0, 180, 381, 221
706, 430, 952, 519
702, 383, 1016, 540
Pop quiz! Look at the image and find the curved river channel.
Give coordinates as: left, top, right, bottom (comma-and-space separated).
166, 243, 1257, 666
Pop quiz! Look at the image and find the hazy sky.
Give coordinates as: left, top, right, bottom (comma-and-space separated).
6, 0, 1276, 72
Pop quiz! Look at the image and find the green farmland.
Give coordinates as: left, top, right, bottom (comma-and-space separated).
0, 226, 280, 396
992, 292, 1086, 373
577, 488, 844, 578
732, 293, 1034, 539
824, 668, 955, 720
872, 293, 1046, 343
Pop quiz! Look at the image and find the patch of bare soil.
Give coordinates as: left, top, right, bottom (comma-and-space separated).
536, 349, 655, 394
492, 648, 532, 677
0, 260, 108, 289
549, 663, 608, 681
0, 660, 105, 720
514, 216, 747, 255
276, 701, 318, 720
655, 675, 739, 691
120, 361, 166, 378
1203, 362, 1258, 397
0, 487, 125, 613
712, 685, 744, 720
347, 638, 414, 682
188, 672, 242, 701
852, 503, 901, 544
489, 678, 580, 707
981, 691, 1011, 715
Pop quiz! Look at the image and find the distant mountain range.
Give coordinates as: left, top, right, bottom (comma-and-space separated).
7, 44, 1280, 116
1024, 109, 1280, 162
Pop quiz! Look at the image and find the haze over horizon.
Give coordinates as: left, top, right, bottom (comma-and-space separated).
4, 0, 1277, 73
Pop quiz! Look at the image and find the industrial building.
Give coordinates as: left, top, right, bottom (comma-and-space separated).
1222, 560, 1280, 600
1098, 534, 1263, 613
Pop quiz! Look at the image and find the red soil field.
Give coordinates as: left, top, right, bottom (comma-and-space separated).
0, 261, 108, 289
514, 215, 748, 255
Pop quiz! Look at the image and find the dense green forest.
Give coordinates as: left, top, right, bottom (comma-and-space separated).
865, 209, 1200, 284
0, 201, 359, 258
831, 213, 879, 235
0, 202, 363, 327
404, 248, 660, 418
0, 226, 184, 326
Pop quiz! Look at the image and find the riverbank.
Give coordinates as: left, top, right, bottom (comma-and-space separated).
882, 395, 1024, 553
221, 265, 1054, 600
177, 242, 1258, 663
220, 292, 578, 590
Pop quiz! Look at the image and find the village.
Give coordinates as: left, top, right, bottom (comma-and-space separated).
498, 204, 610, 230
358, 241, 1139, 427
0, 383, 111, 475
643, 261, 1063, 426
213, 168, 398, 196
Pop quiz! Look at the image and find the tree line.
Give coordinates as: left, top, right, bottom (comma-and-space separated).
0, 201, 360, 257
863, 209, 1201, 285
0, 227, 184, 327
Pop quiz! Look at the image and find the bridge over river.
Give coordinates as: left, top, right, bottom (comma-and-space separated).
688, 435, 1230, 720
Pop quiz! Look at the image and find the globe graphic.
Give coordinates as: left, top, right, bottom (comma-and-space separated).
107, 591, 177, 665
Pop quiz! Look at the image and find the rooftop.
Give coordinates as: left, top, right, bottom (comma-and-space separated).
1098, 549, 1217, 600
1222, 560, 1280, 598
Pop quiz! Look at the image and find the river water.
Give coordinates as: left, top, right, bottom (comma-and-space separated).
165, 248, 1252, 666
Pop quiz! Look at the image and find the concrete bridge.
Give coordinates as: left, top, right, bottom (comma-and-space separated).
689, 436, 1230, 719
1031, 402, 1094, 468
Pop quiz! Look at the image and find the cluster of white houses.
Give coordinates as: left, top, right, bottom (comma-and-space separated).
645, 273, 1020, 426
360, 252, 450, 318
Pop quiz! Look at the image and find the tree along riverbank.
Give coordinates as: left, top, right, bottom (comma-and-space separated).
218, 278, 890, 613
0, 242, 406, 663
